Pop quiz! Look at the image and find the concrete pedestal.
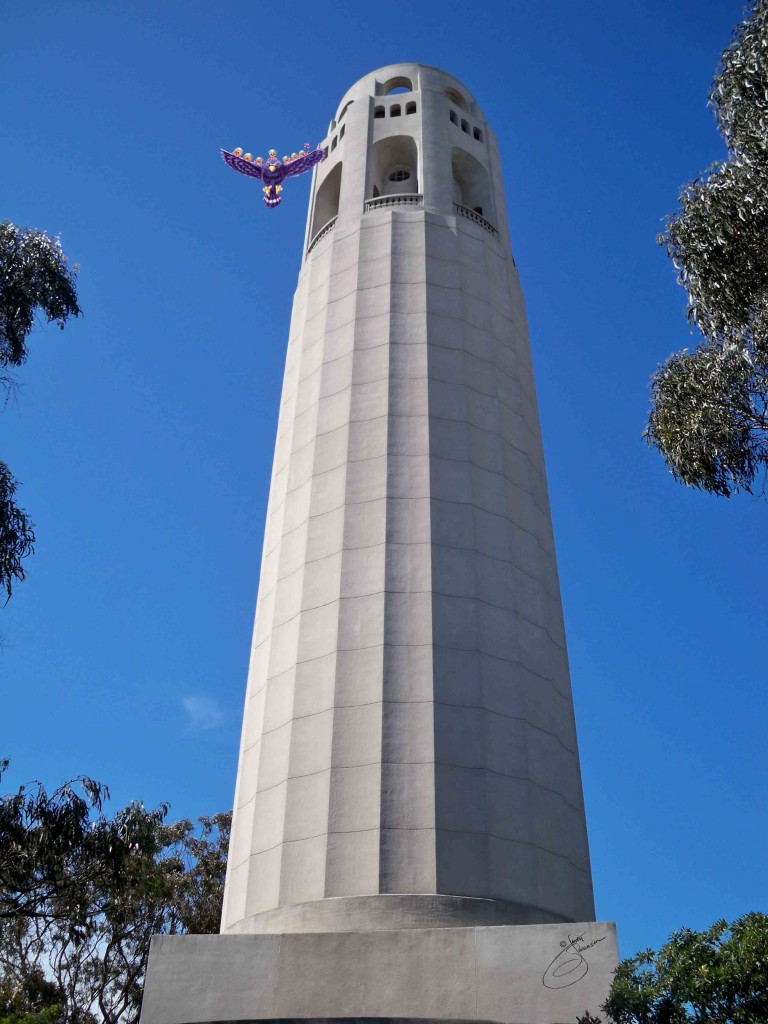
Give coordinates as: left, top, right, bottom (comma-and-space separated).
140, 921, 617, 1024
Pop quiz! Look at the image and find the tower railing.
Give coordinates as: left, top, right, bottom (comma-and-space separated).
364, 193, 423, 211
307, 202, 499, 255
306, 216, 338, 255
454, 202, 499, 238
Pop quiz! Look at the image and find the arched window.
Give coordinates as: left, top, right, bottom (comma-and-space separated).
449, 110, 458, 125
461, 119, 469, 134
452, 147, 492, 220
390, 104, 401, 117
406, 101, 417, 115
311, 162, 342, 238
369, 136, 419, 198
445, 87, 467, 111
374, 106, 385, 119
382, 75, 413, 94
473, 127, 483, 142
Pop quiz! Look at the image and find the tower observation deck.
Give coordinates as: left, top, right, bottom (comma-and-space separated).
141, 64, 617, 1024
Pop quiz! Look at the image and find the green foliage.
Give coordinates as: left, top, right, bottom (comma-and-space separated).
0, 763, 231, 1024
0, 222, 80, 370
601, 913, 768, 1024
0, 763, 166, 934
170, 812, 231, 935
647, 344, 768, 496
0, 1008, 61, 1024
0, 221, 80, 605
0, 961, 61, 1024
648, 1, 768, 496
711, 0, 768, 158
0, 464, 35, 603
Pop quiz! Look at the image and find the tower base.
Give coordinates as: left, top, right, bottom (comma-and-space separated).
140, 921, 617, 1024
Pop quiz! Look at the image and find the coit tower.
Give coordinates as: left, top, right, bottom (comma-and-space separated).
223, 63, 593, 933
141, 64, 616, 1024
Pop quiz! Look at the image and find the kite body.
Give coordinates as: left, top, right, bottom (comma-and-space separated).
221, 143, 324, 208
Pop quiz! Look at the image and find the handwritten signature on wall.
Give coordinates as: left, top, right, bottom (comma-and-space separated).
542, 933, 607, 989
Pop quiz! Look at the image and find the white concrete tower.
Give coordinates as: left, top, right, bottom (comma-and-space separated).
222, 63, 594, 935
141, 65, 617, 1024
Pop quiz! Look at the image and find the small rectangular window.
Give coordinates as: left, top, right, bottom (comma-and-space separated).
450, 110, 458, 125
331, 136, 337, 151
339, 125, 345, 140
473, 127, 483, 142
461, 119, 469, 134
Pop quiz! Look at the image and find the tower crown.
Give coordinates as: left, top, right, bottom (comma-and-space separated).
330, 63, 484, 123
306, 64, 510, 261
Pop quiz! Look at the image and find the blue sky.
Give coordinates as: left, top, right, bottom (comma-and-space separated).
2, 0, 765, 959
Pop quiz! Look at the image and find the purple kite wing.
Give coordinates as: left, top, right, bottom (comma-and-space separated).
283, 148, 325, 179
221, 150, 264, 180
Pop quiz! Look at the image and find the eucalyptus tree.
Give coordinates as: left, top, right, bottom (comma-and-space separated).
0, 763, 230, 1024
0, 468, 34, 604
647, 1, 768, 496
0, 221, 81, 600
601, 913, 768, 1024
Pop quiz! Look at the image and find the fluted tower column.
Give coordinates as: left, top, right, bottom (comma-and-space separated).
221, 63, 594, 936
140, 64, 617, 1024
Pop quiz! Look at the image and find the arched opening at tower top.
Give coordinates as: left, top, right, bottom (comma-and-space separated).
451, 147, 491, 219
311, 162, 342, 238
445, 87, 467, 110
381, 75, 413, 94
369, 136, 419, 198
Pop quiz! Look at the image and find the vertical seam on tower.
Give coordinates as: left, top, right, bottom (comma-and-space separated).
422, 209, 437, 891
320, 229, 355, 899
323, 216, 368, 898
225, 259, 313, 931
377, 212, 394, 894
273, 242, 332, 912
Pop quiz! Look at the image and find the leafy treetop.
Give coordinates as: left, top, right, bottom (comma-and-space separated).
0, 222, 80, 604
601, 913, 768, 1024
647, 0, 768, 496
0, 222, 81, 371
0, 762, 231, 1024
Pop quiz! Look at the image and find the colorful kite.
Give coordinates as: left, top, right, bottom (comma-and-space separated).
221, 143, 325, 208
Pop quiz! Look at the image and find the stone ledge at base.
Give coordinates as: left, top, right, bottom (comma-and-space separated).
222, 895, 574, 934
140, 922, 617, 1024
